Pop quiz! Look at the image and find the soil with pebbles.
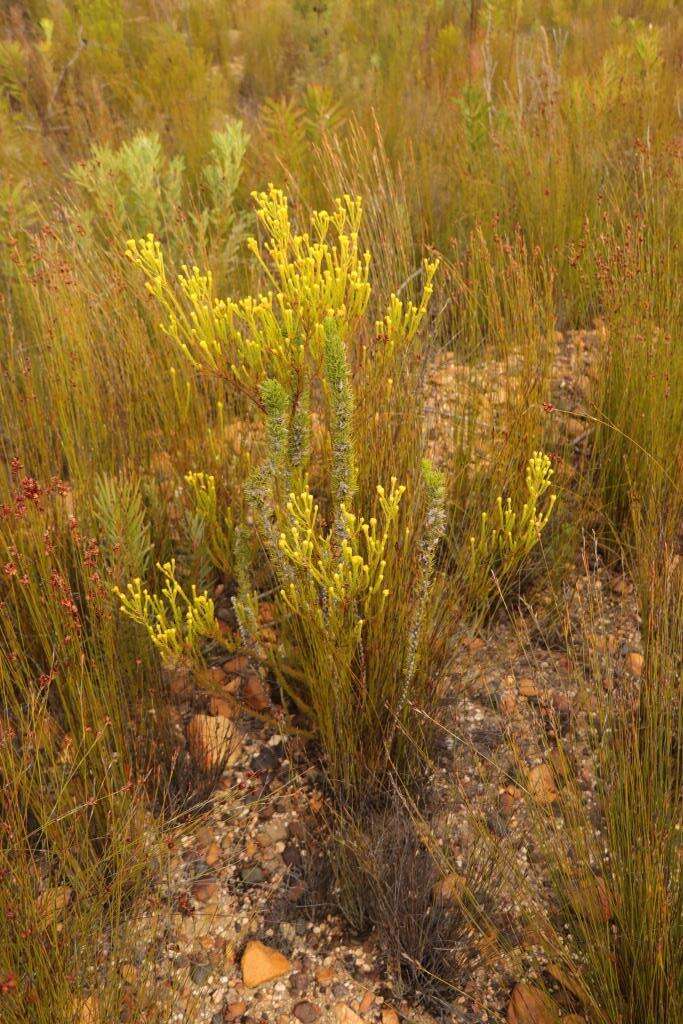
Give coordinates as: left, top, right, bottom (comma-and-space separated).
116, 329, 644, 1023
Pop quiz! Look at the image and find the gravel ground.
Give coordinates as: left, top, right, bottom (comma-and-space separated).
115, 331, 644, 1023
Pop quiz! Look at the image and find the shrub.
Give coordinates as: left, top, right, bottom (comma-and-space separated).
70, 131, 185, 241
462, 451, 557, 622
70, 123, 249, 282
124, 187, 450, 801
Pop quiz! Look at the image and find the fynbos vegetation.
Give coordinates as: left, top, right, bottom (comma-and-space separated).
0, 3, 680, 1023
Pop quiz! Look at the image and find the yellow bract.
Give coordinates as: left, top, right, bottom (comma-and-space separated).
126, 186, 374, 400
277, 479, 404, 633
127, 187, 438, 406
469, 450, 557, 571
114, 559, 220, 662
375, 259, 439, 353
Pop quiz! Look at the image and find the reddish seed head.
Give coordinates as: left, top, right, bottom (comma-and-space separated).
20, 477, 41, 501
0, 971, 17, 994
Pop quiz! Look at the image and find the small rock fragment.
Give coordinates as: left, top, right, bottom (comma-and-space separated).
499, 690, 517, 715
224, 1000, 246, 1020
190, 961, 211, 985
223, 655, 250, 675
241, 865, 265, 886
315, 966, 334, 986
507, 983, 560, 1024
209, 694, 236, 719
192, 879, 219, 903
36, 885, 72, 928
243, 673, 270, 712
293, 1001, 321, 1022
164, 661, 193, 698
241, 940, 291, 988
195, 665, 228, 690
187, 714, 241, 771
625, 651, 643, 678
432, 872, 466, 903
519, 677, 541, 698
334, 1005, 364, 1024
500, 788, 519, 817
205, 841, 222, 866
77, 996, 100, 1024
358, 992, 374, 1014
527, 764, 558, 805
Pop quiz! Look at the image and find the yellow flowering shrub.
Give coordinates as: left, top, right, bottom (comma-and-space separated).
465, 451, 557, 617
114, 559, 221, 663
124, 189, 445, 799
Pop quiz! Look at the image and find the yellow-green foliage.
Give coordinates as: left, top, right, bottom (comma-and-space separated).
127, 186, 437, 394
126, 187, 372, 396
278, 483, 399, 620
278, 482, 397, 649
115, 559, 221, 663
184, 470, 236, 578
465, 451, 556, 619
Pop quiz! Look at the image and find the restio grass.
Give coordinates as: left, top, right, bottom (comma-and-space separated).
0, 2, 680, 1021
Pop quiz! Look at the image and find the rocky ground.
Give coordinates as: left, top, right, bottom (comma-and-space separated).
104, 554, 641, 1024
88, 329, 642, 1024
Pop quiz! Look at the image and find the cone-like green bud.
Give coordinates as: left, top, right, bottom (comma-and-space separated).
324, 318, 357, 534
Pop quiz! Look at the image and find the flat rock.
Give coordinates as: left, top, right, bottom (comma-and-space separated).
187, 714, 241, 771
334, 1004, 364, 1024
241, 940, 291, 988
